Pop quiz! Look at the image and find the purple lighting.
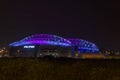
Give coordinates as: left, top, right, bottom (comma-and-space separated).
68, 38, 99, 53
10, 34, 71, 47
9, 34, 99, 53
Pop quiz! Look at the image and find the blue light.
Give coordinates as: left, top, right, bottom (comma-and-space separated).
9, 34, 99, 53
68, 38, 99, 53
9, 34, 71, 47
24, 46, 35, 48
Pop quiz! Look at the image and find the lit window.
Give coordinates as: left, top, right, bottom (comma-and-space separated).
24, 46, 35, 48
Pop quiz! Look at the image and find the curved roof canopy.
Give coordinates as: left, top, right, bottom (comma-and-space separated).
68, 38, 99, 52
9, 34, 99, 52
9, 34, 71, 47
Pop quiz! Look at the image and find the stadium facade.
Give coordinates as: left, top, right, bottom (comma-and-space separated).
9, 34, 99, 57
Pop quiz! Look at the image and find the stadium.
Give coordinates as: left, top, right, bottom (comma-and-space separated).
9, 34, 99, 57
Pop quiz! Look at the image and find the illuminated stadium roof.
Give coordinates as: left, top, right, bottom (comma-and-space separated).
9, 34, 99, 53
68, 38, 99, 52
9, 34, 71, 47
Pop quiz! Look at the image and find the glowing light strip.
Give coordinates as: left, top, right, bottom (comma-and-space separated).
24, 46, 35, 48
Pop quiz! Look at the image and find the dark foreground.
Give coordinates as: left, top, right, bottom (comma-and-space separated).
0, 58, 120, 80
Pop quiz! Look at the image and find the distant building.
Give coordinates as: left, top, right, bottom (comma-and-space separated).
0, 47, 8, 57
9, 34, 99, 57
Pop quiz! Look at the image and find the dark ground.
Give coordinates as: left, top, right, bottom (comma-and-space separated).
0, 58, 120, 80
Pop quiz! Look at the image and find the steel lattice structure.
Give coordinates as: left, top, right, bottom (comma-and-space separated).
9, 34, 71, 47
68, 38, 99, 53
9, 34, 99, 53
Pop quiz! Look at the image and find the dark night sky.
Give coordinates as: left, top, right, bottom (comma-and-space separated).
0, 0, 120, 51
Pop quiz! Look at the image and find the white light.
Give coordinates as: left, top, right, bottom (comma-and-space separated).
24, 46, 35, 48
